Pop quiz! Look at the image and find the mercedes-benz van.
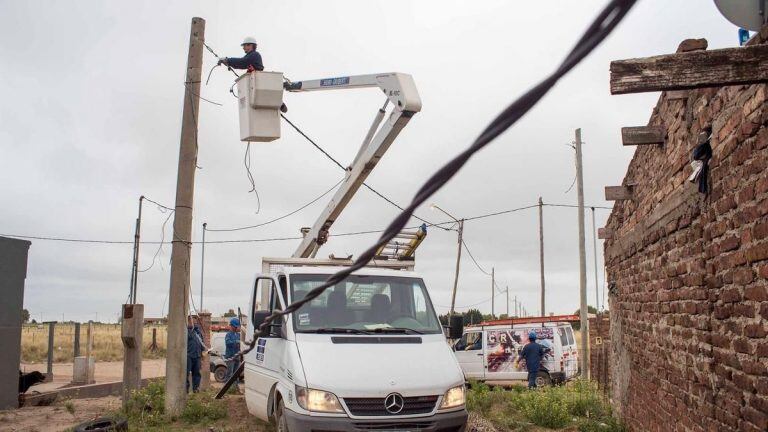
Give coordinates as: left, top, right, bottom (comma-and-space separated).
244, 258, 468, 432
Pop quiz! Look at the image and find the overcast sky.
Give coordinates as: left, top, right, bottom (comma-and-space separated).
0, 0, 742, 323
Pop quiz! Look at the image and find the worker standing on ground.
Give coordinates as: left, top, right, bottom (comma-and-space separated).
517, 331, 545, 389
218, 37, 264, 72
224, 318, 242, 391
186, 316, 205, 393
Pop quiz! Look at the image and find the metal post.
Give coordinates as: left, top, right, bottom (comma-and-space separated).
166, 17, 204, 416
514, 295, 518, 318
591, 207, 600, 310
73, 322, 81, 358
45, 322, 55, 381
575, 128, 590, 378
200, 222, 206, 311
491, 267, 495, 318
538, 197, 545, 316
86, 320, 94, 384
449, 219, 464, 316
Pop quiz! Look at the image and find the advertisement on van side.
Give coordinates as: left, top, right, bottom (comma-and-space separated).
486, 327, 555, 373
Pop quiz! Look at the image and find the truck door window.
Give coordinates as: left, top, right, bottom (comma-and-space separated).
565, 327, 575, 345
558, 327, 569, 346
455, 332, 482, 351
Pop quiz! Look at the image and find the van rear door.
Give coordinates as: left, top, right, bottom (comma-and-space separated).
453, 330, 484, 379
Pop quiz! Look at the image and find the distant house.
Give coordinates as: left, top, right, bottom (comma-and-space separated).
143, 317, 167, 325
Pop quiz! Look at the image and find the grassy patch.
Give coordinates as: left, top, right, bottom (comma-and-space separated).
119, 379, 228, 431
467, 379, 625, 431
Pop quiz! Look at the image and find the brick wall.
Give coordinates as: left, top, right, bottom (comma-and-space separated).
589, 313, 611, 395
604, 33, 768, 432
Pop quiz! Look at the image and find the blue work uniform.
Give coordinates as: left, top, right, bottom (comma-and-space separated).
186, 325, 204, 392
519, 341, 545, 388
225, 330, 241, 382
226, 51, 264, 71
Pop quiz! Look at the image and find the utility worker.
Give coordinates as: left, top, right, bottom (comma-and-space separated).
186, 316, 207, 393
224, 318, 242, 390
218, 37, 264, 72
517, 331, 545, 389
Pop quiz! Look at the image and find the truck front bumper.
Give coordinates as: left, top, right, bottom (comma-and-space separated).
283, 408, 468, 432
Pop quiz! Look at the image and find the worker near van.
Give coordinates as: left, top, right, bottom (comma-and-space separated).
218, 37, 264, 72
186, 316, 206, 393
224, 318, 242, 389
517, 331, 545, 389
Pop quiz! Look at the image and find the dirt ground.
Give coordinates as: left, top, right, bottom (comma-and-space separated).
20, 359, 167, 393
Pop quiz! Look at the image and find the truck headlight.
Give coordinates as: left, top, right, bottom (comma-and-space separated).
295, 386, 344, 413
439, 385, 466, 410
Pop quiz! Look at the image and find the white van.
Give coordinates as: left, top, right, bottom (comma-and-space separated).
244, 258, 468, 432
452, 317, 579, 387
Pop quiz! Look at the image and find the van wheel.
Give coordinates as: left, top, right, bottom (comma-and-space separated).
276, 399, 289, 432
535, 371, 552, 387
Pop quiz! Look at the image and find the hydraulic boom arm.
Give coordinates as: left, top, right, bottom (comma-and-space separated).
287, 73, 422, 258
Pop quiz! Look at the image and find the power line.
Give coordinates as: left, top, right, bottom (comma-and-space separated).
206, 178, 344, 232
280, 114, 449, 231
461, 239, 491, 275
545, 203, 613, 210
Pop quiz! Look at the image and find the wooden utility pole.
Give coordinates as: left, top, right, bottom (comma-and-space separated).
538, 196, 545, 316
491, 267, 495, 318
165, 17, 204, 416
505, 286, 509, 317
575, 128, 589, 378
449, 220, 464, 316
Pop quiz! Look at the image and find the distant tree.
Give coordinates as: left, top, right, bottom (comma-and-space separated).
30, 319, 37, 324
21, 309, 30, 323
223, 309, 237, 318
464, 309, 483, 325
498, 314, 509, 320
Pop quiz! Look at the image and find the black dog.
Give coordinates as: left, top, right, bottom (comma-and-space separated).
19, 371, 45, 393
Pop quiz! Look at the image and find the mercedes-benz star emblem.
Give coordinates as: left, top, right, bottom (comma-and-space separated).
384, 393, 404, 414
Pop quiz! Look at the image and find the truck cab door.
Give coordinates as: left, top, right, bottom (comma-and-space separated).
453, 330, 484, 379
244, 275, 287, 420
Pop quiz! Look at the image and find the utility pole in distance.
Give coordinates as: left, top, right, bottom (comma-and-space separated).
165, 17, 204, 416
538, 196, 545, 316
491, 267, 495, 318
200, 222, 207, 311
505, 286, 509, 317
431, 204, 463, 317
574, 128, 590, 378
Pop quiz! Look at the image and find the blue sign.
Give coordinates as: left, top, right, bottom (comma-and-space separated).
320, 77, 350, 87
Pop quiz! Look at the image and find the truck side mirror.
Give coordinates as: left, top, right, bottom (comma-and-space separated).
449, 315, 464, 339
252, 310, 283, 338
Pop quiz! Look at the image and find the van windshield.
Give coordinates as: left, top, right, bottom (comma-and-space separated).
289, 274, 442, 334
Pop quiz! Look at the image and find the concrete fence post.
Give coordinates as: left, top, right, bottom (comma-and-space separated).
45, 321, 55, 382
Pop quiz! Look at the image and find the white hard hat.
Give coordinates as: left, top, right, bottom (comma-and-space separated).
241, 36, 258, 46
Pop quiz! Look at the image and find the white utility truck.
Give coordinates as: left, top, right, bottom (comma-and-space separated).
453, 315, 579, 387
234, 71, 468, 432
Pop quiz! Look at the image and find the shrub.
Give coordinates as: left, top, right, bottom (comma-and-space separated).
181, 391, 227, 423
122, 380, 167, 427
511, 388, 571, 429
577, 417, 627, 432
564, 380, 608, 419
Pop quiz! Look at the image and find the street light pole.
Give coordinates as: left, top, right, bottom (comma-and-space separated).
431, 204, 463, 317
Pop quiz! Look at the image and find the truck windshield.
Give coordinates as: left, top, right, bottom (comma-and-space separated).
289, 274, 442, 334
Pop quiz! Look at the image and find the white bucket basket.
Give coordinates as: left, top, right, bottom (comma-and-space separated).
236, 71, 284, 142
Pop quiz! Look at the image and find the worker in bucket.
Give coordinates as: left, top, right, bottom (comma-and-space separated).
218, 37, 264, 72
224, 317, 242, 391
517, 331, 545, 389
186, 316, 206, 393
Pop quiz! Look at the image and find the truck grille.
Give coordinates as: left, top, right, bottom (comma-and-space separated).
353, 421, 436, 430
344, 396, 439, 416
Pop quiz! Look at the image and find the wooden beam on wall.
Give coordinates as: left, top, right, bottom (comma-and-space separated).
598, 228, 613, 240
610, 44, 768, 95
605, 186, 633, 201
621, 126, 666, 146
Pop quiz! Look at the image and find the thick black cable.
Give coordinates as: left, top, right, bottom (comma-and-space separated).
216, 0, 637, 399
462, 239, 491, 276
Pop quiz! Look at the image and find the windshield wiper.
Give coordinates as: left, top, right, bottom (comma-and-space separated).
314, 327, 372, 335
372, 327, 424, 335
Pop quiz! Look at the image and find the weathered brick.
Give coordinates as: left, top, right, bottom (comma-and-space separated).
745, 285, 768, 301
733, 267, 754, 285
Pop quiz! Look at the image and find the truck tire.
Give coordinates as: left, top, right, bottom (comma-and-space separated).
214, 365, 228, 383
73, 417, 128, 432
535, 371, 552, 388
276, 399, 289, 432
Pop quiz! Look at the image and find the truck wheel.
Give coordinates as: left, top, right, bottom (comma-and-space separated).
214, 365, 228, 383
535, 371, 552, 387
276, 399, 289, 432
